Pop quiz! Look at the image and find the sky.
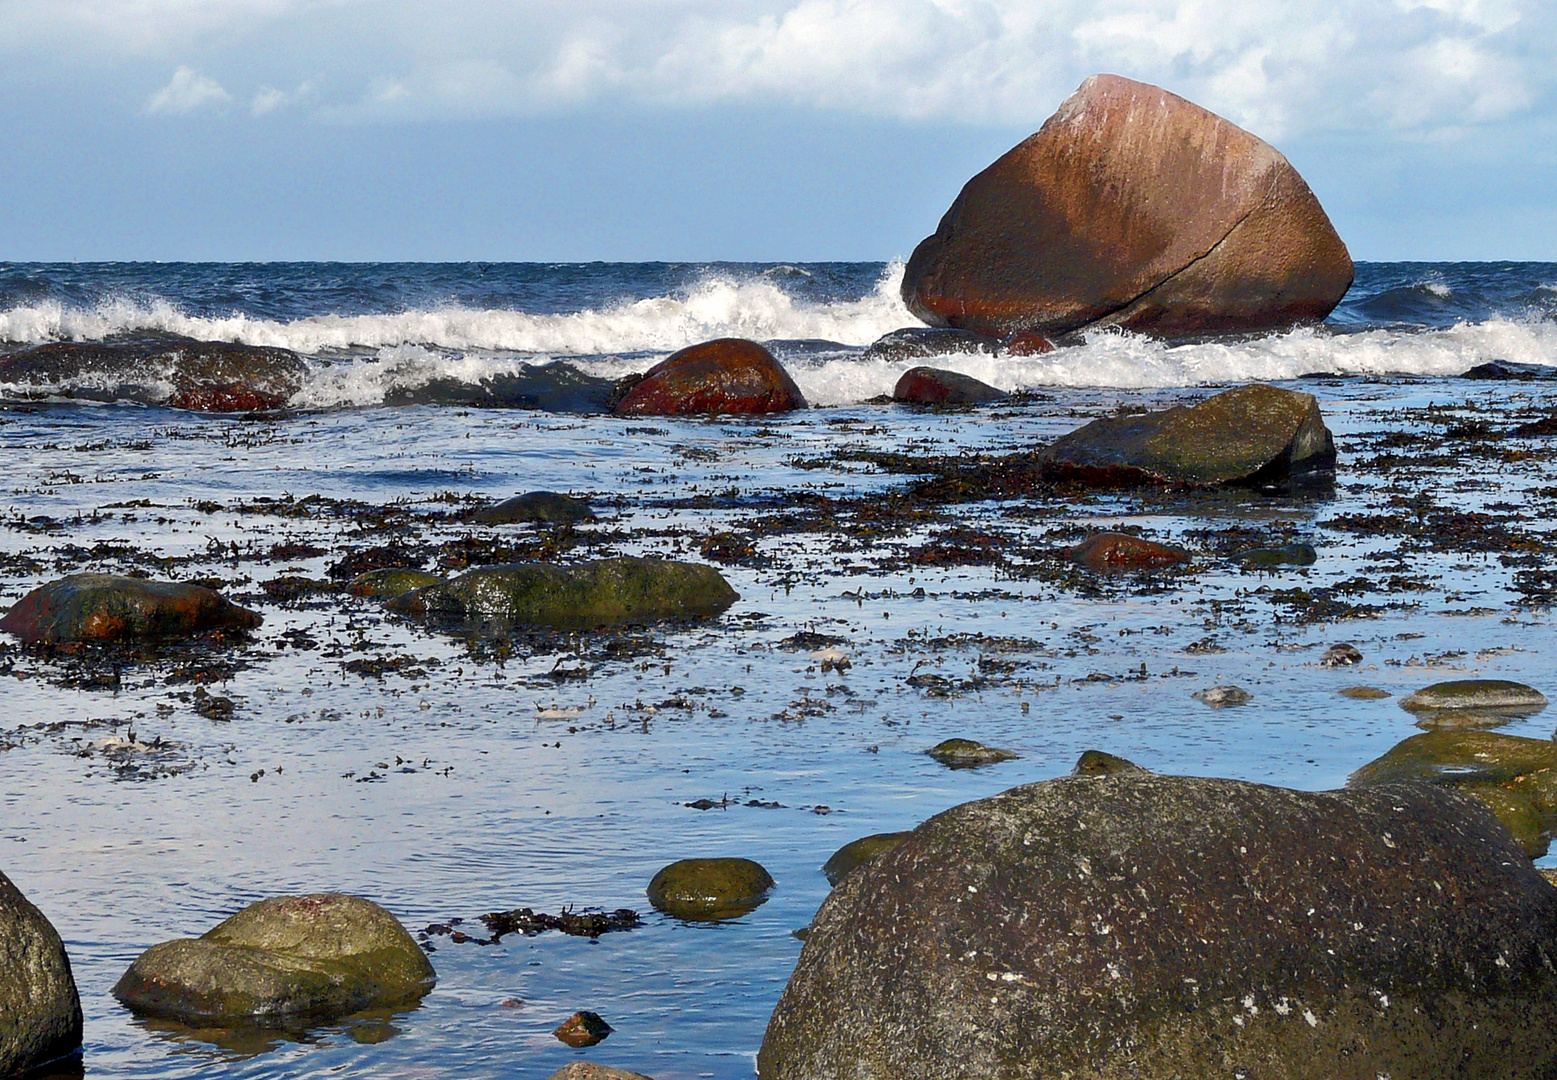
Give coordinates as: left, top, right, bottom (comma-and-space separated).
0, 0, 1554, 262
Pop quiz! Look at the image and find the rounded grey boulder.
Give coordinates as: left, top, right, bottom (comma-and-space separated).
759, 773, 1557, 1080
0, 871, 82, 1078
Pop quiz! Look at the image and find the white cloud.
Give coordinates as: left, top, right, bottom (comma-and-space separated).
145, 66, 231, 114
251, 80, 313, 116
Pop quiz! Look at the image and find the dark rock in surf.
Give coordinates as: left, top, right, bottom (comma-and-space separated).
385, 364, 619, 413
892, 368, 1006, 406
112, 894, 434, 1024
472, 491, 595, 525
822, 832, 911, 887
1002, 331, 1056, 356
1044, 384, 1335, 486
900, 75, 1353, 340
1067, 532, 1188, 572
1, 574, 260, 645
1460, 360, 1550, 381
0, 336, 306, 412
385, 557, 737, 630
862, 328, 1000, 362
612, 339, 805, 416
647, 858, 774, 921
1, 870, 83, 1078
758, 773, 1557, 1080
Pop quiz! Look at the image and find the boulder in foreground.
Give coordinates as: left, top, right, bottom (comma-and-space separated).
612, 339, 805, 416
386, 558, 737, 630
1045, 384, 1336, 486
1, 871, 82, 1078
759, 772, 1557, 1080
901, 74, 1353, 339
892, 367, 1006, 406
1, 574, 261, 644
112, 894, 435, 1023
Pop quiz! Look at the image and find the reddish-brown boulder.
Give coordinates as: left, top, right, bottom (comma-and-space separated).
1068, 532, 1188, 572
1, 574, 260, 644
902, 75, 1353, 340
892, 367, 1006, 406
1002, 331, 1056, 356
612, 339, 805, 416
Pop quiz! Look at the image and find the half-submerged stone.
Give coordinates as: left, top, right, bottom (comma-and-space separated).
925, 738, 1018, 769
1044, 384, 1335, 486
1399, 679, 1547, 730
112, 894, 435, 1024
386, 557, 738, 631
1350, 730, 1557, 856
646, 858, 774, 921
822, 832, 911, 887
612, 339, 805, 416
1067, 532, 1188, 572
862, 327, 1000, 362
472, 491, 595, 525
1071, 749, 1147, 776
1, 574, 261, 644
1, 871, 82, 1078
900, 74, 1352, 340
758, 773, 1557, 1080
892, 368, 1006, 406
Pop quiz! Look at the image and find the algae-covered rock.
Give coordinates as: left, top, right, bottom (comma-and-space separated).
112, 894, 435, 1023
926, 739, 1019, 769
822, 833, 911, 887
1349, 730, 1557, 856
553, 1010, 613, 1048
346, 568, 443, 600
1, 871, 82, 1077
548, 1062, 653, 1080
1044, 384, 1336, 486
386, 558, 738, 630
1072, 750, 1147, 776
472, 491, 595, 526
1232, 542, 1317, 568
646, 858, 774, 921
759, 773, 1557, 1080
1400, 679, 1547, 715
1340, 686, 1391, 700
1, 574, 260, 644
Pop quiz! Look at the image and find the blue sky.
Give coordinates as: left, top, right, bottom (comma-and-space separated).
1, 0, 1553, 262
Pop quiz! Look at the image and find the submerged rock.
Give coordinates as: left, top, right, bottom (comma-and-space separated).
758, 773, 1557, 1080
891, 367, 1006, 406
1192, 685, 1252, 708
385, 558, 738, 630
471, 491, 595, 525
346, 568, 444, 600
1067, 532, 1188, 572
1, 871, 83, 1078
112, 894, 435, 1023
1044, 384, 1336, 486
547, 1062, 652, 1080
1340, 686, 1391, 700
553, 1011, 613, 1048
1071, 749, 1147, 776
900, 74, 1352, 340
861, 327, 999, 362
822, 832, 911, 887
1350, 730, 1557, 856
1232, 542, 1317, 568
0, 336, 306, 412
612, 339, 805, 416
1, 574, 260, 645
926, 738, 1018, 769
646, 858, 775, 921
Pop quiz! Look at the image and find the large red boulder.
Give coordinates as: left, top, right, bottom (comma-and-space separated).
892, 367, 1006, 406
612, 339, 805, 417
902, 75, 1353, 340
1, 574, 260, 644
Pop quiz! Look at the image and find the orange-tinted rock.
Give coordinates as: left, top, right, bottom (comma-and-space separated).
1069, 532, 1188, 572
892, 367, 1006, 406
1003, 331, 1056, 356
0, 574, 260, 644
902, 75, 1353, 340
553, 1011, 613, 1048
612, 339, 805, 416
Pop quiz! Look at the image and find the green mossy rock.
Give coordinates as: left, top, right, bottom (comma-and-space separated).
1399, 679, 1547, 715
1072, 750, 1147, 776
1, 871, 83, 1078
112, 894, 435, 1024
346, 568, 444, 600
472, 491, 596, 525
0, 573, 260, 644
1232, 542, 1317, 567
823, 833, 911, 887
385, 557, 738, 630
646, 858, 774, 921
1349, 730, 1557, 856
926, 739, 1019, 769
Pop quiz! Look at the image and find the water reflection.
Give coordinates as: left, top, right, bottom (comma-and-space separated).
128, 1006, 414, 1061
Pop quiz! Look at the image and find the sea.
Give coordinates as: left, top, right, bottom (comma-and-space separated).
2, 259, 1556, 1079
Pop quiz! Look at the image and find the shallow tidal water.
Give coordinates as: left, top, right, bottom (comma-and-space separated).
4, 376, 1557, 1079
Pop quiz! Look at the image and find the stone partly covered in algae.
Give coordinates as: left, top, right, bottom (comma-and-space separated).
346, 568, 444, 600
1399, 679, 1548, 730
472, 491, 596, 526
1072, 750, 1148, 776
1044, 384, 1336, 487
1340, 686, 1391, 700
891, 367, 1007, 406
553, 1011, 613, 1048
758, 773, 1557, 1080
1232, 542, 1317, 568
926, 738, 1019, 769
1192, 685, 1252, 709
1350, 730, 1557, 857
646, 858, 775, 921
1, 870, 83, 1078
112, 894, 436, 1024
0, 573, 260, 645
822, 833, 911, 887
1067, 532, 1188, 572
386, 557, 738, 631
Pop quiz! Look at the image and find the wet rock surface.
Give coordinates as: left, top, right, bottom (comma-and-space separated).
900, 74, 1353, 339
1, 574, 261, 645
759, 773, 1557, 1080
822, 832, 911, 887
611, 339, 805, 416
861, 327, 999, 362
1068, 532, 1188, 572
646, 858, 775, 921
547, 1063, 653, 1080
1320, 643, 1362, 667
1193, 685, 1252, 708
472, 492, 596, 526
0, 871, 83, 1078
1072, 750, 1147, 776
1044, 384, 1336, 486
925, 738, 1018, 769
385, 557, 738, 630
346, 568, 444, 599
112, 894, 435, 1024
1233, 542, 1318, 568
891, 368, 1006, 406
553, 1011, 613, 1048
1399, 678, 1547, 714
